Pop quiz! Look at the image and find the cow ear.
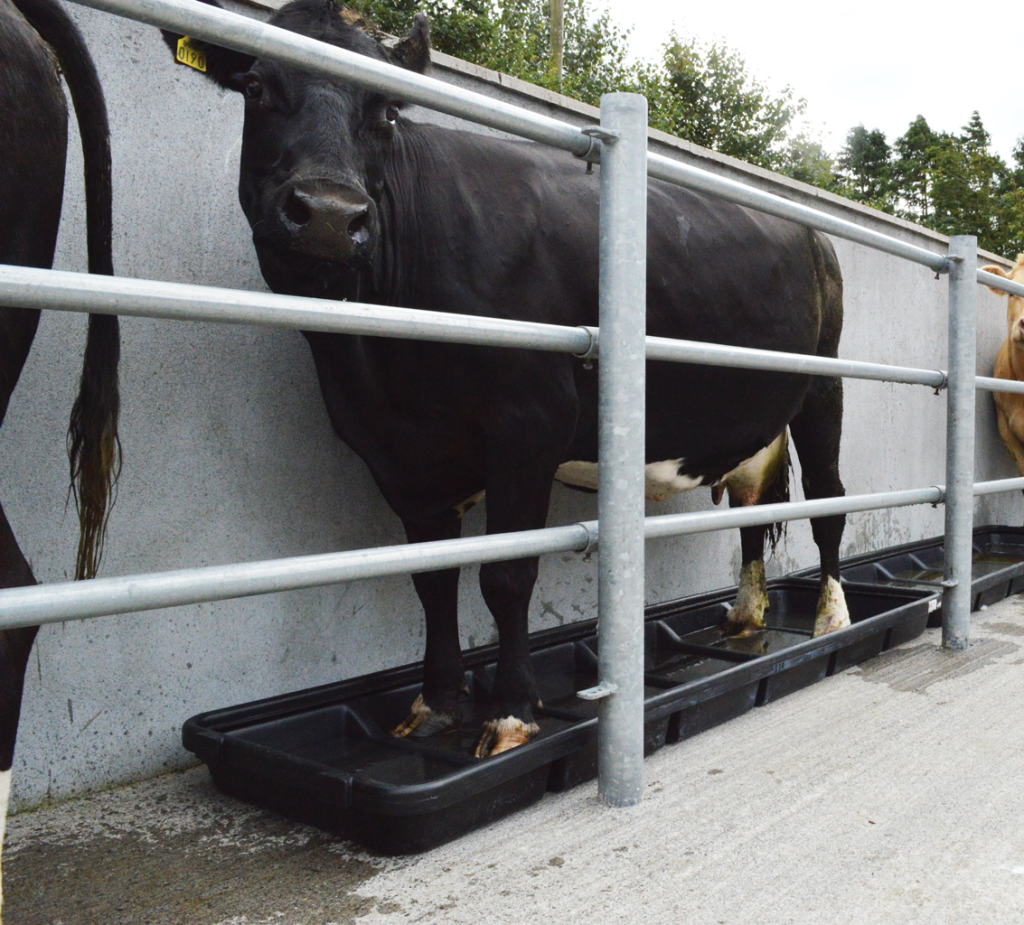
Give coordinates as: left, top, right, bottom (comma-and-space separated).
390, 13, 431, 74
982, 265, 1010, 295
162, 28, 256, 91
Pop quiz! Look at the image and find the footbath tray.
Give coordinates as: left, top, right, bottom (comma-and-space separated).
183, 578, 938, 854
791, 526, 1024, 626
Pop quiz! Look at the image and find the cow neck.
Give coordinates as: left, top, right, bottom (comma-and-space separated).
1008, 332, 1024, 380
374, 122, 443, 308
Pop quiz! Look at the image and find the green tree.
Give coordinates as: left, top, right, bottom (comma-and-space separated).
892, 115, 938, 223
837, 125, 893, 210
353, 1, 814, 176
637, 35, 804, 172
929, 113, 1006, 250
351, 0, 632, 104
778, 133, 837, 188
992, 137, 1024, 258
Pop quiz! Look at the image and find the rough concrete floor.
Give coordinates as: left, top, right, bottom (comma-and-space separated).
7, 593, 1024, 925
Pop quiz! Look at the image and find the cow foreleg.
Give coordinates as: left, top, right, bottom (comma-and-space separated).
0, 504, 40, 925
476, 555, 541, 757
392, 510, 465, 739
790, 376, 850, 636
473, 434, 562, 758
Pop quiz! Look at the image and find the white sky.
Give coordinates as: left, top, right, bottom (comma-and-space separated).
600, 0, 1022, 163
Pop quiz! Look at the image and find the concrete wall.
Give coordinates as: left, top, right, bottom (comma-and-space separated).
3, 2, 1019, 811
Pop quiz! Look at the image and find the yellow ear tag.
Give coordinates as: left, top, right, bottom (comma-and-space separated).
175, 37, 207, 73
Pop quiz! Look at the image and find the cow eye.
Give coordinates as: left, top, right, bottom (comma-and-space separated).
244, 77, 263, 100
385, 104, 399, 124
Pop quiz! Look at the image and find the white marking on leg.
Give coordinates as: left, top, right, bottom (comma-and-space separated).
714, 432, 789, 506
554, 459, 703, 502
814, 575, 851, 636
0, 768, 11, 922
727, 560, 769, 633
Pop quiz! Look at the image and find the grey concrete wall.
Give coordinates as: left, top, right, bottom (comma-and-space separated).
2, 3, 1019, 811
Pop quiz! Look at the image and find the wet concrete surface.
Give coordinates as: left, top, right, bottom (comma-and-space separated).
7, 593, 1024, 924
4, 770, 403, 924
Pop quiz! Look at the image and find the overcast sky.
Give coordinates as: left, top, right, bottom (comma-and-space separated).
600, 0, 1022, 162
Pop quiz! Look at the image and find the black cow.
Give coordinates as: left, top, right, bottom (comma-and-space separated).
0, 0, 119, 908
163, 1, 848, 758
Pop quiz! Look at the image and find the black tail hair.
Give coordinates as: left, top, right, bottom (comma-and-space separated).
762, 438, 791, 558
15, 0, 121, 580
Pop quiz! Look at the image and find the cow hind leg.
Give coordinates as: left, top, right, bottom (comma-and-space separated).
392, 510, 467, 739
724, 525, 770, 637
0, 503, 41, 923
1, 307, 44, 923
716, 431, 789, 636
789, 375, 850, 636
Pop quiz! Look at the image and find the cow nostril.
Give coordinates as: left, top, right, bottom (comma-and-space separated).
284, 192, 311, 226
348, 211, 368, 242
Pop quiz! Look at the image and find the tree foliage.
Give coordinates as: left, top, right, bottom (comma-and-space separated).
635, 36, 804, 171
352, 0, 818, 177
839, 111, 1024, 257
350, 0, 633, 101
353, 0, 1024, 258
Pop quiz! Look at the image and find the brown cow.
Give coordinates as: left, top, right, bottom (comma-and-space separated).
985, 255, 1024, 475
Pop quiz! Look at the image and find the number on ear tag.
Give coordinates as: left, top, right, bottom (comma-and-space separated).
176, 37, 207, 73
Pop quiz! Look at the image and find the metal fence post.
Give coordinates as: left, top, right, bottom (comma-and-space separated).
943, 235, 978, 649
596, 92, 648, 807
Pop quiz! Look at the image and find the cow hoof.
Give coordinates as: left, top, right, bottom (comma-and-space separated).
391, 694, 458, 738
723, 561, 768, 636
722, 611, 766, 638
474, 716, 540, 758
813, 576, 851, 637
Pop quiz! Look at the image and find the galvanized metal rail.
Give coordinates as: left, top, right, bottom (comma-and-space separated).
4, 0, 1015, 806
0, 486, 950, 631
0, 265, 951, 389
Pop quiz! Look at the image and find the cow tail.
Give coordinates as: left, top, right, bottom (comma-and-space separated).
763, 433, 791, 557
17, 0, 122, 580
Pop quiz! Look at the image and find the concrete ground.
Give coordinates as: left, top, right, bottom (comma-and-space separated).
7, 593, 1024, 925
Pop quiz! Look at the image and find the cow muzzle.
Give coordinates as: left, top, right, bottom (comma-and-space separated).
274, 182, 377, 262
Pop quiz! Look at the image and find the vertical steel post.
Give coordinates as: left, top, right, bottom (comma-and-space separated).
943, 235, 978, 649
596, 93, 648, 807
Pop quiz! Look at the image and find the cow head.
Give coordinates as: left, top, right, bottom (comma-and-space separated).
163, 0, 430, 296
983, 255, 1024, 348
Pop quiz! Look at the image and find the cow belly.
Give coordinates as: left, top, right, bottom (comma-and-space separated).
554, 459, 703, 502
556, 435, 786, 505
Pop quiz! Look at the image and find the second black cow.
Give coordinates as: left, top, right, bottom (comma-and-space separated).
163, 1, 848, 757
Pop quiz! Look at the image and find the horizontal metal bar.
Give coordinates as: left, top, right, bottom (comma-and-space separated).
0, 526, 591, 631
0, 486, 949, 631
643, 487, 944, 540
70, 0, 957, 275
0, 265, 592, 354
976, 375, 1024, 396
978, 269, 1024, 299
973, 477, 1024, 496
0, 266, 948, 388
69, 0, 594, 157
644, 335, 947, 389
647, 154, 950, 274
